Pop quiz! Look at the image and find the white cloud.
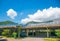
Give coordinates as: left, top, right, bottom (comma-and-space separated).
7, 9, 17, 19
21, 18, 32, 24
21, 7, 60, 24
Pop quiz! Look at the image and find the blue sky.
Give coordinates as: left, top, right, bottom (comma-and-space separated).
0, 0, 60, 24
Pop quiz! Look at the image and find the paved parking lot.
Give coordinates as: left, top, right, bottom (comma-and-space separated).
7, 37, 45, 41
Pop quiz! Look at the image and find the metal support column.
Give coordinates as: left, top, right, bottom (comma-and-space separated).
47, 27, 49, 38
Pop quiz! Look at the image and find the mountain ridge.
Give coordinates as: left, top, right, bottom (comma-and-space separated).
0, 21, 18, 25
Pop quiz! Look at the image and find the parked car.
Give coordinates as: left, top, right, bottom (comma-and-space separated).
0, 36, 7, 41
20, 32, 27, 37
0, 38, 7, 41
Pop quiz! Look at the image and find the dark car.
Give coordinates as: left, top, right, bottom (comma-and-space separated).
0, 39, 7, 41
20, 32, 27, 37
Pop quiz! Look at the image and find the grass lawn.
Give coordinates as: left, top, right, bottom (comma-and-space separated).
44, 38, 60, 41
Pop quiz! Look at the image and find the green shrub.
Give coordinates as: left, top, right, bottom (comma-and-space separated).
12, 32, 17, 38
2, 32, 6, 36
2, 29, 11, 37
55, 30, 60, 38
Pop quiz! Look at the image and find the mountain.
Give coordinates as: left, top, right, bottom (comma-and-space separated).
27, 20, 53, 24
0, 21, 18, 25
26, 18, 60, 26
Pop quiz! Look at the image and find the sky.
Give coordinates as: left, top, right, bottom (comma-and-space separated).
0, 0, 60, 24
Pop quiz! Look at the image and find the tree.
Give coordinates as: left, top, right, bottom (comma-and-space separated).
2, 29, 10, 37
12, 32, 17, 38
55, 30, 60, 38
2, 32, 6, 36
17, 25, 22, 38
